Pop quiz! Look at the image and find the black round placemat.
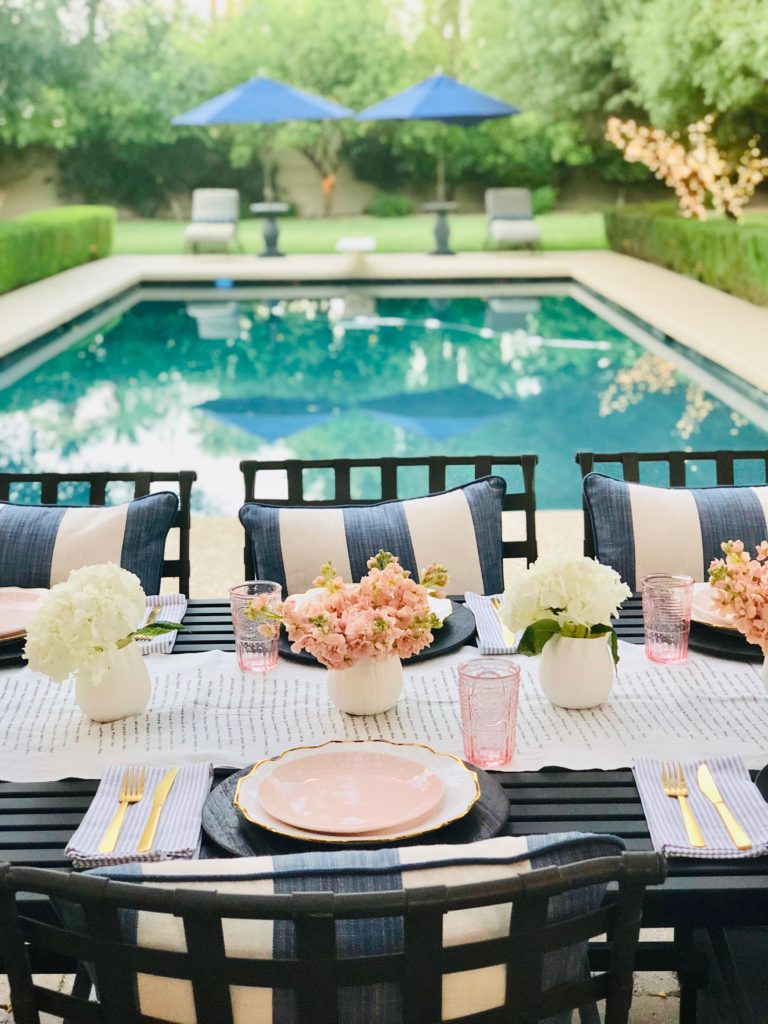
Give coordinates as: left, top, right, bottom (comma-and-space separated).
688, 621, 762, 662
278, 600, 475, 667
202, 762, 508, 858
0, 638, 26, 669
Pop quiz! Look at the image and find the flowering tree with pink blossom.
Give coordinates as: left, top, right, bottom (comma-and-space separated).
605, 114, 768, 220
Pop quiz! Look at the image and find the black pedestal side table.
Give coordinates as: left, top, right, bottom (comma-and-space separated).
249, 202, 290, 257
422, 200, 459, 256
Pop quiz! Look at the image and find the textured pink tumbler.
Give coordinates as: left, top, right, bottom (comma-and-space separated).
458, 658, 520, 769
641, 573, 695, 664
230, 581, 282, 672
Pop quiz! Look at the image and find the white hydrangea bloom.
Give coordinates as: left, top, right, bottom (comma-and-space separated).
24, 564, 145, 685
501, 554, 631, 632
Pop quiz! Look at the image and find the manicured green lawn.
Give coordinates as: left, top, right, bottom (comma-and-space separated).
112, 212, 608, 255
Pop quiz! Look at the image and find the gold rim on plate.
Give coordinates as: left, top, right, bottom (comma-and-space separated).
0, 630, 25, 645
233, 738, 480, 844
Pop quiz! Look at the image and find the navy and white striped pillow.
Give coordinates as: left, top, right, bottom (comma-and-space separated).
584, 472, 768, 590
239, 476, 506, 596
79, 832, 623, 1024
0, 492, 178, 594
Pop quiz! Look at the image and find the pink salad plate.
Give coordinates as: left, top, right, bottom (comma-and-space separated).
234, 740, 479, 845
691, 583, 739, 633
257, 748, 445, 834
0, 589, 47, 642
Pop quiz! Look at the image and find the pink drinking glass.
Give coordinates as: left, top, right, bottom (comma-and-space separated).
458, 658, 520, 769
641, 573, 695, 664
230, 581, 282, 673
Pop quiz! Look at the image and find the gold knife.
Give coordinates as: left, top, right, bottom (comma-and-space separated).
137, 767, 179, 853
490, 597, 518, 649
696, 763, 752, 850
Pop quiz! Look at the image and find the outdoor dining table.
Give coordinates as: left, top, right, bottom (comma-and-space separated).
0, 596, 766, 1022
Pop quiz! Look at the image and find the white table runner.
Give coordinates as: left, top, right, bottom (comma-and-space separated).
0, 642, 766, 780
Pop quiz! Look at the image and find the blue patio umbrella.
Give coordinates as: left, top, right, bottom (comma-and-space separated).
173, 75, 353, 199
196, 396, 335, 443
356, 73, 520, 199
361, 386, 515, 441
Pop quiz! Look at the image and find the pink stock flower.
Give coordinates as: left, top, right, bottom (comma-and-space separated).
281, 552, 443, 670
709, 539, 768, 654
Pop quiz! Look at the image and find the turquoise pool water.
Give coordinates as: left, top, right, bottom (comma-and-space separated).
1, 282, 767, 513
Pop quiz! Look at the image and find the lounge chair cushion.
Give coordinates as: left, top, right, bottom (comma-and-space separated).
75, 832, 623, 1023
239, 475, 506, 596
489, 218, 541, 246
583, 471, 768, 590
184, 222, 237, 244
0, 492, 178, 594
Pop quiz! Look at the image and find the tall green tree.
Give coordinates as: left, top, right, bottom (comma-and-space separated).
609, 0, 768, 139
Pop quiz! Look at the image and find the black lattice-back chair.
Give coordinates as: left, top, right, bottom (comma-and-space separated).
240, 455, 538, 582
575, 450, 768, 557
0, 471, 196, 596
0, 852, 665, 1024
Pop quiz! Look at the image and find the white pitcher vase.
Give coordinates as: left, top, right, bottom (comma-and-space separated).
326, 656, 404, 715
538, 634, 615, 710
75, 641, 151, 723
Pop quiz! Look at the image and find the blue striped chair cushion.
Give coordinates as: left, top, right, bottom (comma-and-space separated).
239, 476, 506, 595
77, 832, 623, 1023
0, 492, 178, 594
584, 472, 768, 590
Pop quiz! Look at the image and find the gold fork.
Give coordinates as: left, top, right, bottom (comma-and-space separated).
490, 597, 518, 648
661, 763, 705, 848
98, 768, 146, 853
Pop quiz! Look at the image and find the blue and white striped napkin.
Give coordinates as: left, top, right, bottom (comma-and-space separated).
137, 594, 187, 655
634, 756, 768, 859
66, 762, 212, 870
464, 592, 518, 655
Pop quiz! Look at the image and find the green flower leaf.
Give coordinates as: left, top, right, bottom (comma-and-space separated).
130, 621, 191, 640
517, 618, 562, 657
517, 619, 621, 665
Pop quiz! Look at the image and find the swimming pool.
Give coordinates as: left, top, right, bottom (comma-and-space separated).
1, 280, 767, 513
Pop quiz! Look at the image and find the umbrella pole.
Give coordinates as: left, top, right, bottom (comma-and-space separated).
262, 126, 275, 202
436, 129, 446, 202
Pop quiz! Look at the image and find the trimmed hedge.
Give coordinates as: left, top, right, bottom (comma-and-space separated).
604, 202, 768, 306
0, 206, 115, 295
364, 192, 415, 217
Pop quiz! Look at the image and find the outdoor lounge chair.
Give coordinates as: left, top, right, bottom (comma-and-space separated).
184, 188, 242, 253
485, 187, 541, 250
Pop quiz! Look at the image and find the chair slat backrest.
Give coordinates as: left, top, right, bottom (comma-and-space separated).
240, 455, 538, 579
0, 852, 665, 1024
0, 471, 196, 595
191, 188, 239, 223
484, 187, 534, 220
575, 450, 768, 557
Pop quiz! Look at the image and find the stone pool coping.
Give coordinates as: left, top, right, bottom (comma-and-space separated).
1, 250, 767, 392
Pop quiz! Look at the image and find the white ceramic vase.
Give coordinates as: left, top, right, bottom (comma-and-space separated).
326, 656, 404, 715
762, 658, 768, 691
538, 634, 615, 710
75, 641, 151, 723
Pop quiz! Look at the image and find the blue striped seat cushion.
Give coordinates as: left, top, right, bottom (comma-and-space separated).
584, 472, 768, 590
239, 476, 506, 595
76, 832, 623, 1023
0, 492, 178, 594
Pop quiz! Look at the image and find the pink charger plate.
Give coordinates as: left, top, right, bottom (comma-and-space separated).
257, 749, 445, 835
0, 588, 48, 641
